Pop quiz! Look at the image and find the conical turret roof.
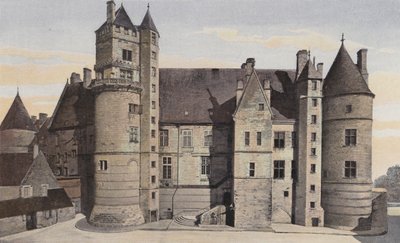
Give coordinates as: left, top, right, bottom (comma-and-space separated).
140, 7, 159, 35
0, 93, 36, 131
323, 43, 373, 97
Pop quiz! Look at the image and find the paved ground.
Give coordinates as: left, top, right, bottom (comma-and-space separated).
1, 208, 399, 243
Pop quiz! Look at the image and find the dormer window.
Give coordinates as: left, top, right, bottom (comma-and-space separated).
122, 49, 132, 61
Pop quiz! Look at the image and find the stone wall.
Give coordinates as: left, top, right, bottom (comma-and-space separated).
0, 215, 25, 237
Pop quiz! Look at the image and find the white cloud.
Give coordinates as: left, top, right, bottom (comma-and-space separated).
374, 103, 400, 122
197, 27, 367, 52
373, 129, 400, 138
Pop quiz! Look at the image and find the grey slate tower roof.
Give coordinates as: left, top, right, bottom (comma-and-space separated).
114, 5, 136, 30
323, 43, 373, 97
140, 6, 159, 35
0, 93, 36, 131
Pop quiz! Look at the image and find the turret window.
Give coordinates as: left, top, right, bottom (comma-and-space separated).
311, 81, 317, 90
311, 148, 316, 156
345, 161, 357, 178
346, 105, 353, 113
152, 84, 156, 93
274, 132, 285, 148
122, 49, 132, 61
249, 162, 255, 177
312, 98, 318, 107
151, 67, 157, 77
310, 164, 316, 173
151, 32, 157, 45
310, 184, 316, 192
311, 132, 317, 142
345, 129, 357, 146
311, 115, 317, 124
151, 51, 157, 60
99, 160, 108, 171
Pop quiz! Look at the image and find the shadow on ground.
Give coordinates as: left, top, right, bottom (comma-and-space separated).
355, 216, 400, 243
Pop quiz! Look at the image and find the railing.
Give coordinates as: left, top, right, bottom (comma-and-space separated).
92, 78, 141, 87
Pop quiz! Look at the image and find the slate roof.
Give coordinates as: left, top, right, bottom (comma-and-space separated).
323, 44, 374, 97
0, 153, 33, 186
49, 81, 94, 131
140, 8, 159, 34
96, 5, 137, 32
0, 93, 36, 131
0, 188, 73, 218
159, 68, 296, 124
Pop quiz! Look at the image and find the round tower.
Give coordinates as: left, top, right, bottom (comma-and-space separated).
88, 0, 145, 227
321, 42, 374, 230
88, 81, 144, 227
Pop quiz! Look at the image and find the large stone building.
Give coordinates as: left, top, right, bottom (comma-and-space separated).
16, 0, 386, 233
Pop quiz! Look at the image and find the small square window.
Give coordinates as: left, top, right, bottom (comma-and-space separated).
151, 175, 156, 183
152, 101, 156, 109
152, 84, 156, 93
310, 164, 316, 173
151, 116, 156, 124
346, 105, 352, 113
310, 185, 316, 192
151, 146, 156, 152
311, 132, 317, 142
151, 191, 156, 199
311, 115, 317, 124
311, 148, 316, 156
151, 130, 156, 138
258, 103, 264, 111
151, 161, 156, 168
284, 191, 289, 197
151, 51, 157, 60
310, 202, 316, 209
245, 132, 250, 146
151, 67, 157, 77
312, 98, 318, 107
311, 81, 318, 90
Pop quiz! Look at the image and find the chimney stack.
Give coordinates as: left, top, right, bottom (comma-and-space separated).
83, 68, 92, 87
263, 79, 271, 102
107, 0, 116, 24
317, 63, 324, 76
31, 115, 37, 123
241, 58, 255, 79
357, 49, 368, 84
39, 113, 48, 124
70, 72, 82, 84
236, 79, 244, 105
296, 50, 308, 80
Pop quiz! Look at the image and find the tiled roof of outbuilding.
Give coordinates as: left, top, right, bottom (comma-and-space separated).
323, 44, 373, 97
159, 68, 296, 124
0, 93, 36, 131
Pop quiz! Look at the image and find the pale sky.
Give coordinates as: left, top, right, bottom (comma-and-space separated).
0, 0, 399, 179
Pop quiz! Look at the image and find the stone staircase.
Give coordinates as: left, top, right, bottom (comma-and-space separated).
173, 215, 197, 227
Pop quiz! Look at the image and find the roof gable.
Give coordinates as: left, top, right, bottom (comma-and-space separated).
0, 93, 36, 131
234, 70, 273, 118
323, 44, 373, 97
298, 59, 321, 80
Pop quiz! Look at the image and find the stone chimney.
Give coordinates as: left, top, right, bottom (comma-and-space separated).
241, 58, 255, 79
236, 79, 244, 105
317, 63, 324, 76
357, 49, 368, 84
70, 72, 82, 84
83, 68, 92, 87
107, 0, 116, 24
39, 113, 48, 124
31, 115, 37, 123
296, 50, 308, 80
263, 79, 271, 102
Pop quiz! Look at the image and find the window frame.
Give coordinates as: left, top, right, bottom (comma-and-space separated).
256, 132, 262, 146
122, 49, 132, 61
204, 130, 213, 147
249, 162, 255, 177
129, 126, 138, 143
344, 161, 357, 178
258, 103, 265, 111
182, 129, 193, 147
99, 160, 108, 171
162, 157, 172, 179
201, 157, 211, 176
160, 130, 169, 147
345, 129, 357, 146
273, 160, 285, 179
310, 164, 316, 174
274, 132, 285, 148
245, 131, 250, 146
